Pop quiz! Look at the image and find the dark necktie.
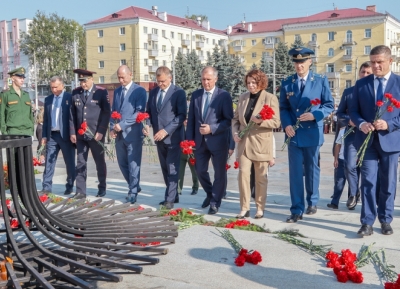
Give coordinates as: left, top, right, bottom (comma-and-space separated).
376, 77, 384, 101
300, 79, 305, 94
84, 90, 89, 101
203, 92, 211, 120
120, 87, 126, 108
157, 90, 165, 111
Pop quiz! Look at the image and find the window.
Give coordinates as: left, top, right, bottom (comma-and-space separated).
144, 59, 148, 66
178, 47, 182, 53
192, 35, 195, 41
328, 48, 334, 57
346, 30, 352, 43
328, 81, 334, 89
144, 43, 148, 49
295, 34, 300, 41
143, 26, 148, 34
120, 59, 126, 65
120, 43, 126, 51
98, 30, 103, 37
99, 76, 105, 83
251, 39, 256, 46
154, 60, 159, 66
365, 45, 371, 55
212, 39, 216, 45
345, 80, 352, 88
345, 46, 352, 56
252, 52, 257, 58
345, 64, 352, 72
98, 45, 104, 53
327, 64, 335, 72
162, 45, 166, 52
152, 28, 158, 35
206, 38, 209, 44
274, 37, 280, 43
99, 61, 104, 68
7, 32, 12, 40
328, 31, 335, 41
365, 28, 371, 38
311, 33, 317, 41
178, 33, 183, 40
163, 60, 167, 66
119, 27, 125, 35
144, 75, 149, 81
170, 31, 174, 39
162, 30, 166, 37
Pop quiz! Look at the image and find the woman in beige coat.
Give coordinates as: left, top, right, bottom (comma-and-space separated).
232, 69, 281, 218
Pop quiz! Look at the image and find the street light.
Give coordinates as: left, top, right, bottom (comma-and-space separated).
163, 36, 175, 84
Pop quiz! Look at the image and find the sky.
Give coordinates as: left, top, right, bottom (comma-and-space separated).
1, 0, 399, 30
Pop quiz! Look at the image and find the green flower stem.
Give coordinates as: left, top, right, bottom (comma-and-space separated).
216, 228, 243, 253
238, 121, 255, 139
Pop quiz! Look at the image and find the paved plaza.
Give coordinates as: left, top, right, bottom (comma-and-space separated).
29, 132, 400, 288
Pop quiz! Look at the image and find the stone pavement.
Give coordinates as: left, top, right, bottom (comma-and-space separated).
31, 132, 400, 289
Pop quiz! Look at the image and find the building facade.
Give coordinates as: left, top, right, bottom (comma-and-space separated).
84, 5, 228, 94
0, 18, 32, 94
227, 5, 400, 102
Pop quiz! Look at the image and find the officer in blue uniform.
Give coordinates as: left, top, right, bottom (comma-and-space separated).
280, 47, 334, 223
69, 69, 111, 199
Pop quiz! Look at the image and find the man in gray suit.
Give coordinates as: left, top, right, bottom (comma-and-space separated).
145, 66, 187, 209
110, 65, 147, 204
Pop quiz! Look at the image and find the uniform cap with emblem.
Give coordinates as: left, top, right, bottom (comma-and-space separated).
289, 47, 315, 63
73, 69, 96, 81
8, 67, 26, 78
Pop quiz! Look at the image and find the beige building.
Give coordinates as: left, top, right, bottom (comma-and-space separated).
84, 5, 228, 93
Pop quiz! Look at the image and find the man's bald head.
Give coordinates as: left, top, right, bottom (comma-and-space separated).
117, 65, 132, 86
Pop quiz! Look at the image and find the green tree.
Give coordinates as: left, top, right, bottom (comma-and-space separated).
185, 14, 208, 21
291, 36, 305, 49
259, 54, 270, 74
20, 11, 85, 85
250, 63, 258, 70
186, 50, 203, 95
174, 50, 202, 98
267, 42, 294, 95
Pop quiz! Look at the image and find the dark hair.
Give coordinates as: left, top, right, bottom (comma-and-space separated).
244, 69, 268, 90
359, 61, 371, 72
370, 45, 391, 58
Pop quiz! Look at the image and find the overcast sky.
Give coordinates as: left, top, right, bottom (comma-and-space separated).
0, 0, 399, 30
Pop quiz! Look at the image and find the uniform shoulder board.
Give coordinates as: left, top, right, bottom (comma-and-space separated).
95, 85, 105, 90
283, 76, 292, 82
73, 87, 81, 91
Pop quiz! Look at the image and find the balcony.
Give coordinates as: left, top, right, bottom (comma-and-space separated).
342, 55, 353, 61
234, 45, 243, 52
264, 43, 274, 49
196, 41, 204, 49
308, 40, 318, 47
390, 39, 399, 46
148, 66, 157, 73
181, 39, 190, 46
342, 39, 356, 46
148, 34, 158, 42
326, 72, 340, 79
148, 49, 158, 57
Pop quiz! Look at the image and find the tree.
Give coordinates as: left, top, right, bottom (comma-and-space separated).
174, 50, 202, 98
185, 14, 208, 21
291, 36, 305, 49
20, 11, 86, 85
250, 63, 258, 70
259, 54, 270, 75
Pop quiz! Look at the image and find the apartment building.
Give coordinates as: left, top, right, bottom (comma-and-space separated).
0, 18, 32, 95
84, 5, 228, 93
227, 5, 400, 101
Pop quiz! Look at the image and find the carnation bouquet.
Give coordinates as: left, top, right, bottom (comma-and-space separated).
136, 112, 157, 162
238, 104, 275, 138
109, 111, 122, 162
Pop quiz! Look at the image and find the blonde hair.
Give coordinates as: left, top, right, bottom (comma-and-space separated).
36, 106, 44, 124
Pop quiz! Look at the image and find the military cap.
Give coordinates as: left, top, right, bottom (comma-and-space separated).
8, 67, 26, 78
289, 47, 315, 62
73, 69, 96, 81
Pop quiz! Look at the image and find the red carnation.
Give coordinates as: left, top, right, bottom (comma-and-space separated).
234, 254, 246, 266
111, 111, 122, 119
234, 161, 239, 169
136, 112, 149, 123
337, 270, 348, 283
238, 248, 248, 256
39, 195, 49, 203
248, 251, 262, 265
226, 164, 231, 170
188, 140, 195, 147
376, 100, 384, 107
258, 105, 275, 120
187, 211, 193, 215
325, 251, 339, 261
388, 106, 394, 112
81, 121, 88, 130
385, 93, 393, 99
348, 271, 363, 283
78, 129, 85, 135
10, 219, 19, 228
189, 158, 196, 165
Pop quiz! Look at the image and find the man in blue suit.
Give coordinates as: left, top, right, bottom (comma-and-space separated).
145, 66, 187, 209
110, 65, 147, 204
186, 66, 233, 214
330, 62, 372, 210
280, 47, 334, 223
349, 45, 400, 237
39, 76, 75, 195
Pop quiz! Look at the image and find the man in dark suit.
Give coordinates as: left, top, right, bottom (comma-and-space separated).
110, 65, 147, 204
145, 66, 187, 209
279, 47, 334, 223
69, 69, 110, 199
349, 45, 400, 237
38, 76, 75, 195
330, 62, 372, 210
186, 66, 233, 214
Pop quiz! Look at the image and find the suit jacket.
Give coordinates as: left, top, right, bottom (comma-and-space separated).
111, 83, 147, 143
186, 87, 233, 151
147, 84, 187, 145
70, 84, 110, 140
349, 73, 400, 152
42, 92, 72, 141
232, 90, 281, 161
279, 70, 334, 147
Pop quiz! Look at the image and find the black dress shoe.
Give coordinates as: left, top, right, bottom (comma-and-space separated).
236, 211, 250, 219
305, 206, 317, 215
64, 189, 73, 195
164, 202, 174, 210
381, 223, 393, 235
208, 205, 218, 215
38, 190, 51, 195
254, 212, 264, 219
96, 190, 106, 197
327, 203, 338, 209
190, 189, 198, 195
174, 195, 179, 203
201, 197, 211, 208
159, 200, 166, 205
286, 214, 303, 223
346, 196, 357, 209
357, 224, 373, 237
71, 193, 86, 200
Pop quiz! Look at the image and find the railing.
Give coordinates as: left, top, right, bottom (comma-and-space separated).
326, 72, 340, 78
148, 49, 158, 57
196, 41, 205, 49
181, 39, 190, 46
148, 34, 158, 42
233, 45, 243, 52
342, 55, 353, 61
